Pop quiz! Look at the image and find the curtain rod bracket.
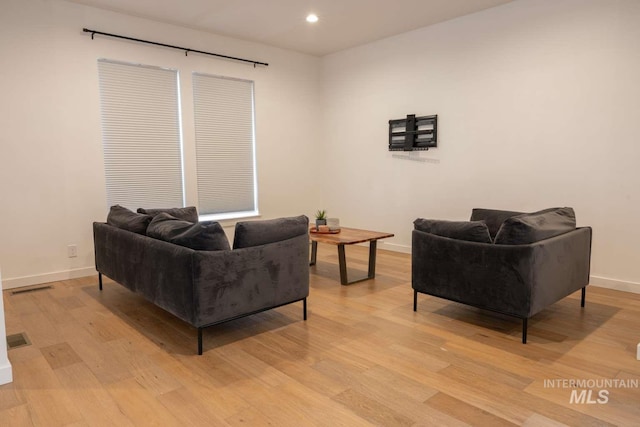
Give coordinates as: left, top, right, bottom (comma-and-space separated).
82, 28, 268, 67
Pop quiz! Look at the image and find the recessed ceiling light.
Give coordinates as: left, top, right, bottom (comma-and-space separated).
306, 14, 319, 23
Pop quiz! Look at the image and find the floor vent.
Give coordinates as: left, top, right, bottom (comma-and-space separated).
11, 285, 53, 295
6, 332, 31, 350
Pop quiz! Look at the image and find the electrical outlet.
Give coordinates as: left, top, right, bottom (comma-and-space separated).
67, 244, 77, 258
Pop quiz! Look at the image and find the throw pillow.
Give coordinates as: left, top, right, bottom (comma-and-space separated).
413, 218, 492, 243
493, 207, 576, 245
137, 206, 199, 223
107, 205, 152, 235
233, 215, 309, 249
147, 213, 230, 251
470, 208, 524, 239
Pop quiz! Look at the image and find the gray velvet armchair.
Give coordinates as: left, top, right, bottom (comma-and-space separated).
412, 208, 592, 343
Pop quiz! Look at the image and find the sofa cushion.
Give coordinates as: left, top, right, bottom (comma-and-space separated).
147, 213, 230, 251
233, 215, 309, 249
413, 219, 492, 243
470, 208, 524, 238
107, 205, 152, 234
494, 207, 576, 245
137, 206, 199, 223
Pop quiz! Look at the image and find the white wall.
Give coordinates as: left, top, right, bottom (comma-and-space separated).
3, 0, 640, 293
321, 0, 640, 291
0, 0, 322, 288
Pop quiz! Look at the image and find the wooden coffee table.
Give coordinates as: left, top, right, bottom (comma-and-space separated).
309, 227, 394, 285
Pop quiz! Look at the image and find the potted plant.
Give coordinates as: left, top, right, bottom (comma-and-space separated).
315, 210, 327, 230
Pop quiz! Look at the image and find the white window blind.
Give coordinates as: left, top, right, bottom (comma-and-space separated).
192, 73, 257, 216
97, 59, 184, 210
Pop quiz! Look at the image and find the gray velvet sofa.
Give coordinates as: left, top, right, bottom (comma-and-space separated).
412, 207, 592, 343
93, 207, 310, 355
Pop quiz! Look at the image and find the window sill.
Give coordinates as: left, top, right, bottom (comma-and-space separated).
199, 210, 260, 224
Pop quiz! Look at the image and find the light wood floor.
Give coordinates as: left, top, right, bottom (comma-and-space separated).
1, 245, 640, 426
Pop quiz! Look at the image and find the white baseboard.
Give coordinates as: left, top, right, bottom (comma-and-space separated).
0, 363, 12, 385
2, 263, 639, 296
2, 267, 97, 290
378, 241, 411, 254
589, 276, 640, 294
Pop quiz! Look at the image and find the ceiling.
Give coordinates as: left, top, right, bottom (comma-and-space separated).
69, 0, 514, 56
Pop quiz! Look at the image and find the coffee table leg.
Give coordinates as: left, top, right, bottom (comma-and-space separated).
368, 240, 377, 279
338, 244, 348, 285
337, 241, 379, 285
310, 241, 318, 266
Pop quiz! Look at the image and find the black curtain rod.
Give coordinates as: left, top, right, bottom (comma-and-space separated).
83, 28, 268, 67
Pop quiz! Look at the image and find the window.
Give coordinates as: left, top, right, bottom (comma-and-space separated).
97, 59, 184, 210
97, 60, 258, 219
192, 73, 258, 218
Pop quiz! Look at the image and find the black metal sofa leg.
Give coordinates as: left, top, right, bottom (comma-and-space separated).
581, 286, 586, 307
98, 272, 102, 291
413, 290, 417, 312
196, 297, 308, 356
522, 318, 528, 344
